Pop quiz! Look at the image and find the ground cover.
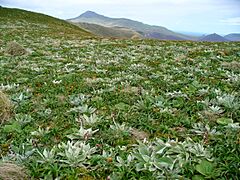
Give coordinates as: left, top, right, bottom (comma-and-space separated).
0, 7, 240, 179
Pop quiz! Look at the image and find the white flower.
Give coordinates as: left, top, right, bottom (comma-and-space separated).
52, 79, 62, 84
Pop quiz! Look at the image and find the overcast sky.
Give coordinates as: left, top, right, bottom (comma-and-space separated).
1, 0, 240, 35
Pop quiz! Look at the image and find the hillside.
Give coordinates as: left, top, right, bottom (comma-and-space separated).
69, 11, 196, 40
225, 33, 240, 41
199, 33, 229, 42
0, 7, 92, 41
74, 22, 142, 39
0, 7, 240, 180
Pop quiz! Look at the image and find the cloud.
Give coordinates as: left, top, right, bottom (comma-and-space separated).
1, 0, 231, 8
220, 17, 240, 25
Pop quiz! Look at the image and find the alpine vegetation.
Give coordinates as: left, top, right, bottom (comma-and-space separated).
0, 7, 239, 179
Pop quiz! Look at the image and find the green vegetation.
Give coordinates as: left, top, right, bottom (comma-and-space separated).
0, 7, 240, 179
0, 7, 92, 41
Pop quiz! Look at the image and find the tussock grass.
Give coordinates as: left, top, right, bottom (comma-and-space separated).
222, 61, 240, 71
5, 41, 27, 56
0, 163, 28, 180
0, 91, 12, 124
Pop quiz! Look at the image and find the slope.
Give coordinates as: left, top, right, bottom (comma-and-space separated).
73, 22, 142, 39
0, 7, 239, 180
0, 7, 92, 41
225, 33, 240, 41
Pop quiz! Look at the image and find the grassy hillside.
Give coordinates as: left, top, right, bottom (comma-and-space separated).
0, 7, 92, 41
73, 22, 142, 39
0, 7, 240, 179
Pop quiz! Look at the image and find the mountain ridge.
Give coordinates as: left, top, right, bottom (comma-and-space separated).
69, 11, 196, 41
224, 33, 240, 41
74, 22, 143, 39
199, 33, 229, 42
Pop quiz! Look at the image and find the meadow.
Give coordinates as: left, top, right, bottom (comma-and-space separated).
0, 8, 240, 179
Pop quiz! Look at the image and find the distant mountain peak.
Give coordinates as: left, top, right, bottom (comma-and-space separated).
199, 33, 229, 42
80, 11, 101, 18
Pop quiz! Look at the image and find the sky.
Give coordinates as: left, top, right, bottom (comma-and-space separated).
1, 0, 240, 35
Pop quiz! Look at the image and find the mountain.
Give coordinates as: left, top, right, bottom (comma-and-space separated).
78, 11, 103, 19
74, 22, 142, 39
68, 11, 196, 41
199, 33, 229, 42
0, 7, 92, 40
224, 33, 240, 41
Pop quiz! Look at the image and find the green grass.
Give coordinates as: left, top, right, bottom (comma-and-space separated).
0, 7, 240, 179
